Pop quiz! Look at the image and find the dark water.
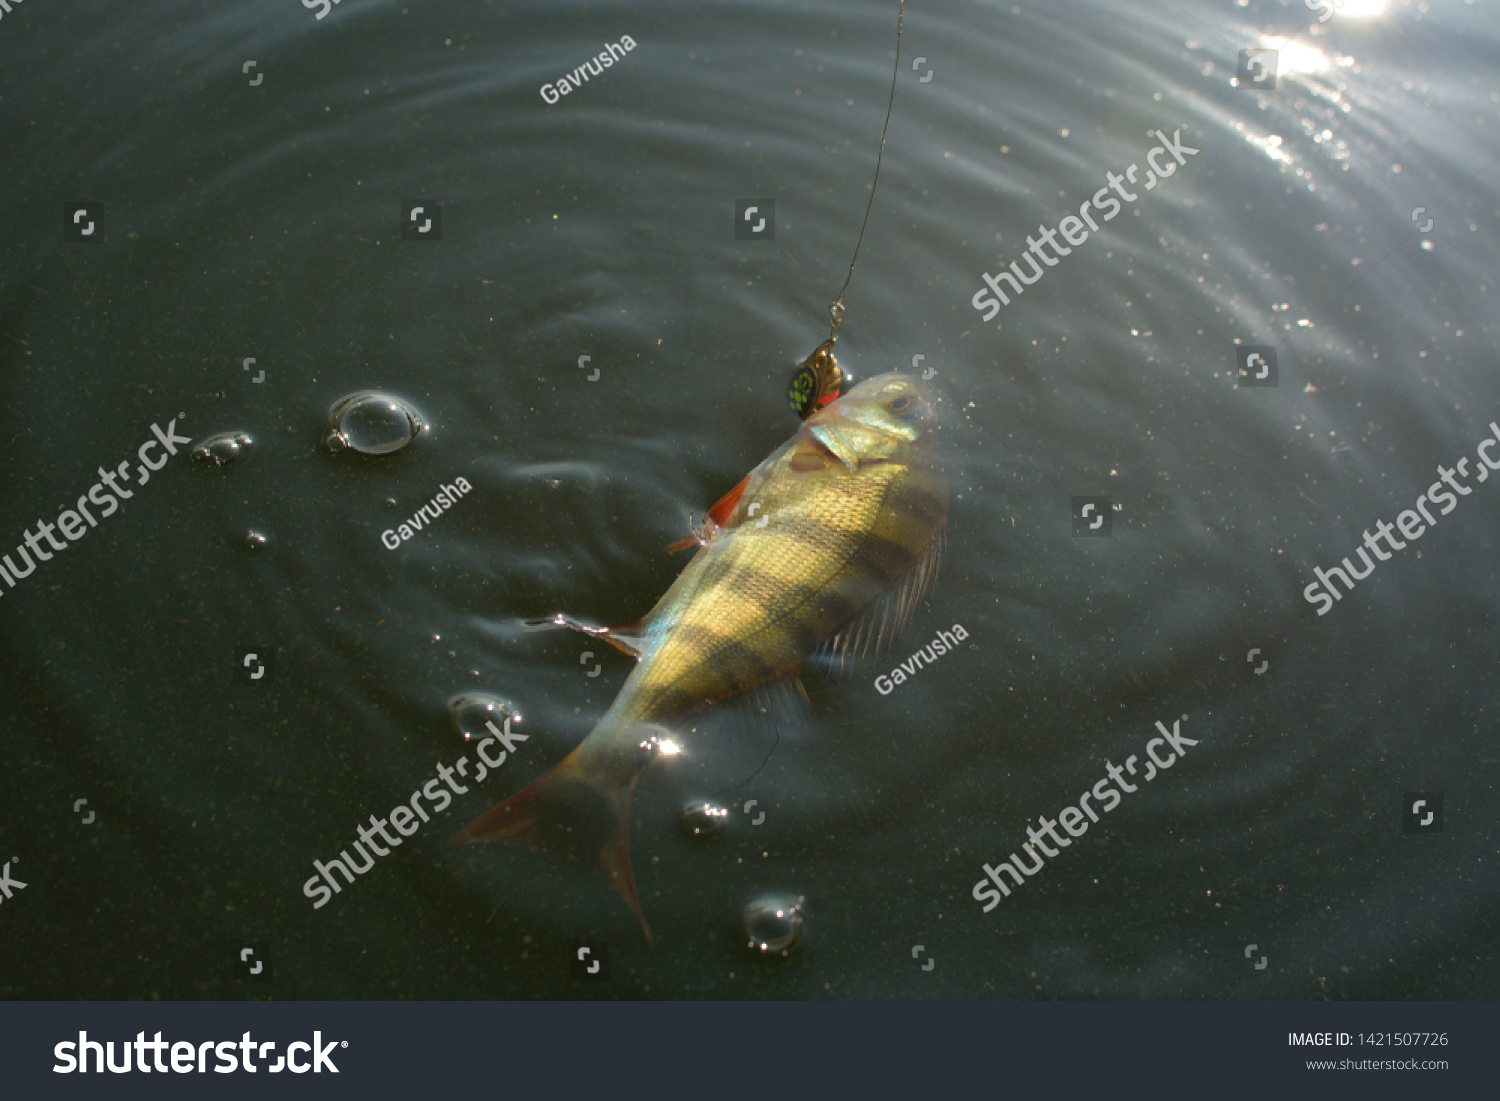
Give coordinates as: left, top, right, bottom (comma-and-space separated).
2, 0, 1497, 1000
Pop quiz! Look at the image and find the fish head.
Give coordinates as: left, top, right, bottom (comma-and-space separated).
727, 371, 946, 538
803, 372, 939, 470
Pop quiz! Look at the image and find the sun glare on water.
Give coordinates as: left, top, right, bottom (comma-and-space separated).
1263, 38, 1332, 75
1249, 0, 1387, 77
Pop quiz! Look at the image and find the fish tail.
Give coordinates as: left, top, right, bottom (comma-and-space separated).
450, 742, 650, 942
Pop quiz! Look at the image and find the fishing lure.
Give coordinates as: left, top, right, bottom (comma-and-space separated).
786, 0, 907, 420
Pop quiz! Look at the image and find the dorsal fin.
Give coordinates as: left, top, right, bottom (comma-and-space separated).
807, 525, 947, 678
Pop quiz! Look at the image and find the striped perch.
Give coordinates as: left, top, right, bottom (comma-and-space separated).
452, 374, 949, 940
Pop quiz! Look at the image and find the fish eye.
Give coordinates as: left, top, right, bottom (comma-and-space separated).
887, 395, 912, 413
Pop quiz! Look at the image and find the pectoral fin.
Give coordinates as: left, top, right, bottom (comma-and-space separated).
737, 669, 812, 731
667, 474, 752, 552
532, 613, 647, 659
706, 474, 751, 527
807, 525, 947, 678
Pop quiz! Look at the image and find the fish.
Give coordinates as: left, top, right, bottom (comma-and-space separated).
451, 373, 949, 940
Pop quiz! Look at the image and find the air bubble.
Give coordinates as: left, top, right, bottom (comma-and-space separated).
681, 800, 730, 837
325, 391, 424, 454
244, 531, 268, 551
744, 895, 805, 956
190, 432, 253, 467
447, 692, 521, 742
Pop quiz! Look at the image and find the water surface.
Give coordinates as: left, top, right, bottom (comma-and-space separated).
1, 0, 1497, 1000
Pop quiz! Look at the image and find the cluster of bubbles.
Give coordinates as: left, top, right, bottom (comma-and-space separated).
677, 801, 808, 953
195, 388, 809, 954
191, 391, 423, 473
189, 431, 253, 467
190, 391, 423, 556
677, 801, 805, 953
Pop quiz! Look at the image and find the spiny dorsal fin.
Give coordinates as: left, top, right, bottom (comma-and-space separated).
807, 524, 947, 679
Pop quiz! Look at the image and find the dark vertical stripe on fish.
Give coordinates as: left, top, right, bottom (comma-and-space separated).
670, 624, 779, 684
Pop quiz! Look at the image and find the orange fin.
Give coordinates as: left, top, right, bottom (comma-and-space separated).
452, 746, 652, 942
705, 473, 751, 528
543, 613, 646, 658
666, 474, 750, 552
593, 620, 646, 659
600, 825, 649, 943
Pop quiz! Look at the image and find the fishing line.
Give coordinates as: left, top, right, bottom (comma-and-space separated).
711, 717, 782, 798
831, 0, 906, 326
787, 0, 907, 419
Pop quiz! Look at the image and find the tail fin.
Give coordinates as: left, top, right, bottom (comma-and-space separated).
450, 746, 650, 942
